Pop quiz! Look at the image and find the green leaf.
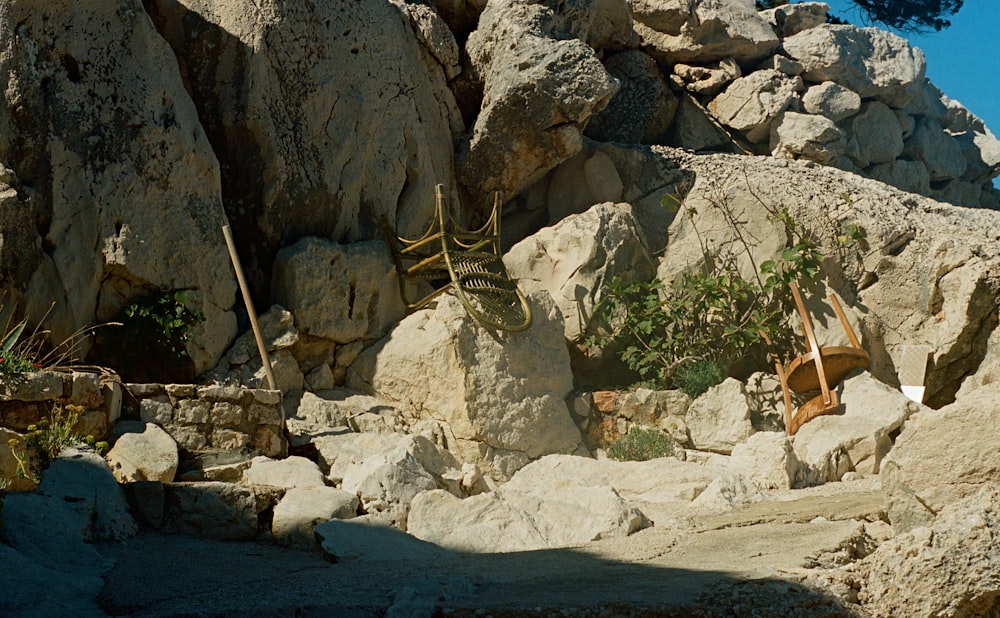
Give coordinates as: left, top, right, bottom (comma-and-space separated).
1, 320, 26, 356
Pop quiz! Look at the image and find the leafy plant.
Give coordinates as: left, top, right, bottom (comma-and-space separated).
586, 192, 823, 391
7, 404, 94, 484
90, 289, 204, 382
607, 427, 675, 462
674, 358, 728, 399
124, 290, 204, 360
1, 299, 114, 374
0, 319, 38, 374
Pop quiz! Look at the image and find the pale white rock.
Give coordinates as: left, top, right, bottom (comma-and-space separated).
105, 423, 179, 484
754, 54, 804, 77
859, 487, 1000, 618
271, 486, 359, 548
783, 24, 926, 107
903, 117, 967, 181
709, 69, 802, 143
728, 431, 804, 490
685, 378, 755, 454
631, 0, 779, 66
146, 0, 461, 254
587, 50, 678, 145
793, 372, 923, 484
801, 82, 861, 122
243, 455, 327, 489
347, 293, 583, 480
759, 2, 829, 37
867, 159, 930, 196
271, 238, 405, 345
505, 202, 656, 342
315, 516, 445, 562
770, 111, 846, 164
316, 432, 461, 526
408, 454, 650, 552
205, 305, 300, 388
462, 0, 618, 200
284, 389, 402, 447
880, 385, 1000, 532
672, 58, 741, 97
690, 472, 765, 511
545, 151, 626, 222
842, 101, 904, 167
0, 0, 237, 370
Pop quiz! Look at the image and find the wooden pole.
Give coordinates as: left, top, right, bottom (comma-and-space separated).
221, 224, 277, 392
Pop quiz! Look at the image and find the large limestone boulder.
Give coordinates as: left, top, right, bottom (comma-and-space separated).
728, 431, 806, 490
145, 0, 461, 293
271, 486, 359, 548
800, 81, 861, 122
0, 0, 237, 371
685, 378, 755, 454
271, 238, 406, 347
407, 454, 650, 552
709, 69, 802, 143
313, 432, 468, 527
859, 487, 1000, 618
461, 0, 618, 202
204, 305, 301, 389
880, 385, 1000, 532
630, 0, 780, 67
841, 101, 905, 168
504, 202, 656, 342
758, 1, 829, 38
792, 372, 922, 484
770, 111, 846, 164
105, 423, 179, 483
782, 24, 926, 108
284, 388, 405, 447
347, 293, 584, 480
242, 455, 327, 489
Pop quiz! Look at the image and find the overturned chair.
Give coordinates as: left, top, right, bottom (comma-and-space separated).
772, 282, 870, 436
382, 184, 532, 332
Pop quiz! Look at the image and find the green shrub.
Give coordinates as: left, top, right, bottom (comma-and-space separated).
674, 358, 727, 398
607, 427, 675, 462
586, 194, 822, 390
8, 404, 90, 483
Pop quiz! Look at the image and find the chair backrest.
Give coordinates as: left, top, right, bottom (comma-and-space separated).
383, 185, 532, 332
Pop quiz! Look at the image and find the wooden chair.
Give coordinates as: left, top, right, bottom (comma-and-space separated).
382, 184, 532, 332
772, 282, 870, 436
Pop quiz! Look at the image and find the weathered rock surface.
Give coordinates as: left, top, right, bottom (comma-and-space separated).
106, 422, 179, 483
461, 0, 618, 201
709, 69, 802, 143
161, 481, 259, 541
271, 486, 359, 548
314, 432, 466, 527
271, 238, 405, 346
859, 487, 1000, 618
204, 305, 299, 389
243, 455, 327, 489
770, 110, 846, 163
145, 0, 461, 294
801, 81, 861, 122
0, 0, 237, 371
408, 454, 650, 552
631, 0, 780, 67
685, 378, 755, 454
314, 516, 445, 563
728, 431, 805, 490
284, 388, 404, 447
782, 24, 926, 108
505, 202, 656, 342
880, 385, 1000, 532
348, 293, 583, 480
793, 371, 923, 484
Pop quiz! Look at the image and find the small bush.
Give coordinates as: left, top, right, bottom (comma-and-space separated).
674, 358, 727, 398
8, 404, 90, 483
607, 427, 675, 462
